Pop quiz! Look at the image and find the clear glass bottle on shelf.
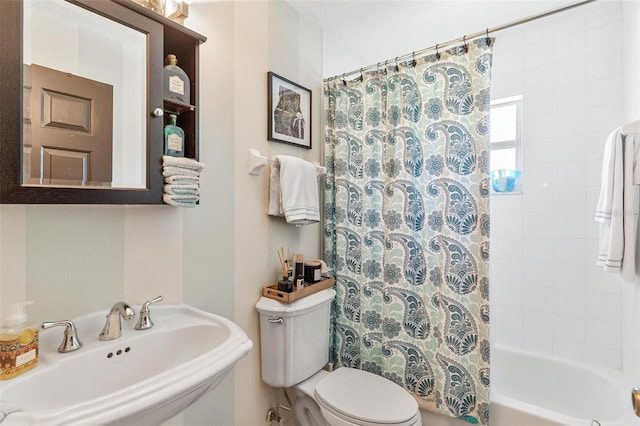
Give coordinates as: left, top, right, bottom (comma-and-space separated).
164, 114, 185, 157
163, 54, 190, 105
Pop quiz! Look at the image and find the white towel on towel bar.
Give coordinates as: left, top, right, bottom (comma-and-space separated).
595, 128, 640, 281
268, 155, 320, 226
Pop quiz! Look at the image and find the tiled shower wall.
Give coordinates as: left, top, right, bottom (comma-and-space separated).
490, 1, 626, 370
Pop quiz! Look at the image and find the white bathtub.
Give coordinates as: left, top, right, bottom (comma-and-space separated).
491, 345, 639, 426
419, 345, 639, 426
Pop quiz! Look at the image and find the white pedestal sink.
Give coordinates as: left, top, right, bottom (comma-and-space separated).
0, 304, 252, 425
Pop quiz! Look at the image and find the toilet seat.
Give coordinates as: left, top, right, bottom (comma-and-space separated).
314, 368, 420, 426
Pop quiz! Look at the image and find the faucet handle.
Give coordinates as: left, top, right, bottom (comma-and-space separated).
41, 320, 83, 353
135, 296, 163, 330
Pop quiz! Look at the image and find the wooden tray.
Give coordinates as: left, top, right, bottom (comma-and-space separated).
262, 277, 335, 304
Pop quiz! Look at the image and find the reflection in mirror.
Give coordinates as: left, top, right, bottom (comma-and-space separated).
22, 0, 147, 189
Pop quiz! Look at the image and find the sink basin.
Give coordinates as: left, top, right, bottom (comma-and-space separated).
0, 304, 252, 425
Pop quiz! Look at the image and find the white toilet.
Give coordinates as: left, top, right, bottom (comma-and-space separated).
256, 288, 422, 426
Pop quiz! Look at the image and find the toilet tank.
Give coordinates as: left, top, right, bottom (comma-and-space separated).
255, 288, 336, 388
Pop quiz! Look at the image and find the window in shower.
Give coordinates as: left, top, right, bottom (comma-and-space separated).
490, 95, 522, 193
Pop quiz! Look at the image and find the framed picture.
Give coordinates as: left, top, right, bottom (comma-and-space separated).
268, 72, 312, 149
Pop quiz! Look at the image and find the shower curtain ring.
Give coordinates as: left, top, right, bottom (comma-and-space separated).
435, 44, 441, 60
384, 60, 389, 73
395, 57, 399, 72
463, 35, 468, 52
360, 68, 364, 82
412, 51, 416, 67
342, 73, 346, 86
486, 28, 491, 46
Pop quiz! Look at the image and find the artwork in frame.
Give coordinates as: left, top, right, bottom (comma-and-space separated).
268, 72, 312, 149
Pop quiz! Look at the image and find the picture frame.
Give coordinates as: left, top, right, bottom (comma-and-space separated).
268, 72, 312, 149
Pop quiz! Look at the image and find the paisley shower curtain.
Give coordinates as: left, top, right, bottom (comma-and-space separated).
323, 39, 493, 424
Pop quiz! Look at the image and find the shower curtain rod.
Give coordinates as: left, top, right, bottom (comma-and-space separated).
330, 0, 597, 81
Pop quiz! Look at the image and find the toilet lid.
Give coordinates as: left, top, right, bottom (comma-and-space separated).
314, 368, 418, 424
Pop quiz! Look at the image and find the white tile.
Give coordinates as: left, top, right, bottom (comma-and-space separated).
524, 91, 553, 118
492, 326, 523, 348
490, 70, 523, 100
585, 213, 599, 240
553, 313, 586, 342
523, 236, 553, 262
494, 48, 523, 76
585, 0, 621, 28
552, 186, 585, 212
586, 53, 621, 82
552, 161, 586, 188
586, 21, 622, 55
552, 30, 586, 63
553, 109, 586, 138
523, 187, 553, 213
586, 159, 604, 188
553, 339, 586, 362
493, 29, 524, 53
553, 83, 588, 113
490, 258, 523, 284
523, 40, 554, 69
553, 262, 586, 288
523, 213, 553, 237
523, 135, 553, 164
585, 131, 609, 161
523, 332, 554, 355
493, 303, 523, 331
586, 318, 622, 349
586, 345, 622, 370
553, 288, 586, 316
491, 211, 522, 237
553, 59, 586, 88
491, 235, 522, 260
552, 7, 586, 37
586, 77, 622, 108
585, 264, 623, 295
522, 261, 553, 287
524, 309, 553, 335
585, 291, 622, 322
491, 193, 523, 213
523, 285, 553, 311
585, 103, 621, 136
524, 163, 553, 189
585, 185, 601, 216
552, 240, 586, 267
523, 65, 553, 94
494, 281, 523, 307
523, 19, 553, 44
552, 135, 586, 163
553, 213, 586, 239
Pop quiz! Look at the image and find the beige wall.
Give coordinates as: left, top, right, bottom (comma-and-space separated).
0, 1, 322, 424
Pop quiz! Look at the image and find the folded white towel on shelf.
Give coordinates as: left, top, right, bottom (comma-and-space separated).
162, 156, 205, 172
162, 166, 200, 178
163, 193, 199, 208
268, 155, 319, 226
595, 128, 640, 281
164, 175, 201, 185
164, 184, 199, 196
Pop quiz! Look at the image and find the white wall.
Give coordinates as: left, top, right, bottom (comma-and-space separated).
0, 1, 322, 425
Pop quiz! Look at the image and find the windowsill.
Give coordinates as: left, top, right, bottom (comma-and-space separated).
490, 191, 522, 196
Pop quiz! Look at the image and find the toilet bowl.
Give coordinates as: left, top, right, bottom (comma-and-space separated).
292, 369, 421, 426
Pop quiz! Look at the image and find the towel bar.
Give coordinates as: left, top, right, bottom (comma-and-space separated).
248, 149, 326, 176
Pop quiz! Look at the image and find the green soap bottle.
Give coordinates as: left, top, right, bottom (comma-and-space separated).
164, 114, 185, 157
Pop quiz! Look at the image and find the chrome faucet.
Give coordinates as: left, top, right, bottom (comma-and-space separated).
135, 295, 163, 330
41, 320, 83, 353
99, 302, 135, 341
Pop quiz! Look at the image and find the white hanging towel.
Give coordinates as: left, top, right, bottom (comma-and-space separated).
595, 128, 640, 281
268, 155, 320, 226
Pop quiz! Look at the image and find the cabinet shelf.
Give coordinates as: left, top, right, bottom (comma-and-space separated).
163, 98, 196, 114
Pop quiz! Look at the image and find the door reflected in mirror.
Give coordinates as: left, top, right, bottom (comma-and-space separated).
23, 0, 147, 189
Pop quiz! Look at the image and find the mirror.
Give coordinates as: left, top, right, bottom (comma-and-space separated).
0, 0, 164, 203
23, 0, 146, 189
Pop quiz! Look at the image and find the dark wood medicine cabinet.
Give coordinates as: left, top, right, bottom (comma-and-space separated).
0, 0, 206, 204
